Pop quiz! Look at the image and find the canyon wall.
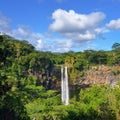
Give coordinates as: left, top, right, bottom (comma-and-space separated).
75, 65, 120, 88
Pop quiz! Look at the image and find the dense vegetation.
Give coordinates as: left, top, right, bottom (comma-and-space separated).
0, 34, 120, 120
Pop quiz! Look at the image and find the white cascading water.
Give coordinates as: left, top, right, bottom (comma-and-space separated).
61, 66, 69, 105
61, 66, 64, 103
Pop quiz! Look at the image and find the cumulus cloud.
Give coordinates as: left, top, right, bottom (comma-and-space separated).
36, 39, 43, 49
12, 25, 31, 39
36, 37, 72, 52
0, 10, 107, 52
49, 9, 106, 43
0, 13, 11, 33
50, 9, 105, 33
106, 18, 120, 30
0, 13, 71, 52
1, 9, 120, 52
53, 39, 72, 52
0, 13, 44, 50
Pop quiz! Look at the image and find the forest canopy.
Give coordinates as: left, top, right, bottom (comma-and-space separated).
0, 34, 120, 120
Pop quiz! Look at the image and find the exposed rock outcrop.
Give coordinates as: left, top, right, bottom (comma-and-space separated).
78, 65, 120, 87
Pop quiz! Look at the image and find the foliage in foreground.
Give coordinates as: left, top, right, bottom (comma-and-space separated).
24, 84, 120, 120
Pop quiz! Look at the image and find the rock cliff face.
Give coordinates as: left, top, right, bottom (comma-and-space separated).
36, 65, 120, 90
77, 65, 120, 88
47, 65, 120, 91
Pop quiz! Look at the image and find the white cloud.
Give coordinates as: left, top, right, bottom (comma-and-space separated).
0, 13, 44, 50
7, 25, 44, 50
0, 12, 71, 52
2, 10, 120, 52
12, 25, 31, 39
49, 9, 106, 43
18, 26, 30, 36
106, 18, 120, 30
0, 10, 107, 52
36, 37, 72, 52
50, 9, 105, 33
36, 39, 43, 49
64, 31, 96, 42
54, 39, 72, 52
0, 13, 11, 33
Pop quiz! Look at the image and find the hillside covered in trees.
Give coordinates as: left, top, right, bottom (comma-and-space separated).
0, 34, 120, 120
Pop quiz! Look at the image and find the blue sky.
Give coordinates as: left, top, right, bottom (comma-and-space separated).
0, 0, 120, 52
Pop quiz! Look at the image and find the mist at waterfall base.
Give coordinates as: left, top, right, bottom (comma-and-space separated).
61, 66, 69, 105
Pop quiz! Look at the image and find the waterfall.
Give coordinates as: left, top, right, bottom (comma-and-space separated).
61, 66, 69, 105
65, 66, 69, 105
61, 66, 64, 103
